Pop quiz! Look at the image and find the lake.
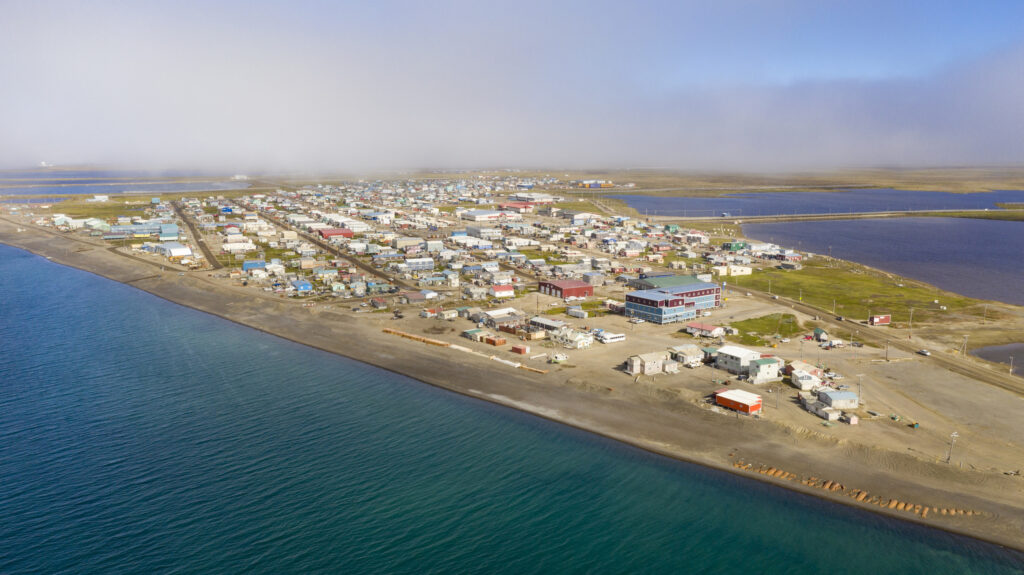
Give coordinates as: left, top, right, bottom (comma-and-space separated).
610, 188, 1024, 217
744, 217, 1024, 306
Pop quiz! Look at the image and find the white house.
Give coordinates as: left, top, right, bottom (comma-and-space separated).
489, 285, 515, 299
748, 357, 782, 384
550, 327, 594, 349
627, 351, 672, 375
790, 369, 822, 391
715, 345, 762, 374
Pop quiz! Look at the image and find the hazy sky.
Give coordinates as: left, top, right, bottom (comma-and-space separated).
3, 0, 1024, 172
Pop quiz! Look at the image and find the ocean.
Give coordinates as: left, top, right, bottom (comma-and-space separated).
0, 181, 250, 196
1, 244, 1022, 574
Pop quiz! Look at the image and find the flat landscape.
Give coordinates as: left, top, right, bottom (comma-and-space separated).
4, 171, 1024, 551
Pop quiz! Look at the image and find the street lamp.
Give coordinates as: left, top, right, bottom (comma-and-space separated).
945, 431, 959, 464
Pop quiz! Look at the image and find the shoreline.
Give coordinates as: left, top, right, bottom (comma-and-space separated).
1, 218, 1023, 555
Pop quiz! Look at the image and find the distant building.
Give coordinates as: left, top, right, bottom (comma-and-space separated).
869, 314, 891, 326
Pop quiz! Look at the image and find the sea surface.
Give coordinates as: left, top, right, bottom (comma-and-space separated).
1, 243, 1022, 574
744, 217, 1024, 306
610, 188, 1024, 217
0, 181, 250, 196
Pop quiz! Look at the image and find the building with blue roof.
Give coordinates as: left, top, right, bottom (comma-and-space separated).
818, 390, 859, 409
159, 223, 179, 241
624, 281, 721, 324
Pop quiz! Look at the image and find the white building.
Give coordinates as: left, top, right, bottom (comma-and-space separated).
550, 327, 594, 349
715, 345, 762, 374
626, 351, 671, 375
154, 242, 193, 258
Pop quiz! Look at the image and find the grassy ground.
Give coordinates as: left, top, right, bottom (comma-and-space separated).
914, 209, 1024, 222
727, 313, 802, 346
10, 187, 269, 219
553, 200, 601, 212
732, 259, 984, 325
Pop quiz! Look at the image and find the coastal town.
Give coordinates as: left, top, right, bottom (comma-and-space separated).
7, 175, 1022, 427
9, 2, 1024, 571
4, 172, 1024, 550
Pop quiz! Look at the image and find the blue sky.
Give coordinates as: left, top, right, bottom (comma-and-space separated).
3, 0, 1024, 171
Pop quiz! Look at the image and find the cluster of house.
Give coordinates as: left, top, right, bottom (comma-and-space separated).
184, 185, 738, 303
623, 335, 860, 422
42, 175, 802, 315
448, 308, 607, 351
37, 199, 204, 266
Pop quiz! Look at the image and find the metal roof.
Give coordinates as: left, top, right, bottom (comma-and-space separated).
716, 389, 761, 405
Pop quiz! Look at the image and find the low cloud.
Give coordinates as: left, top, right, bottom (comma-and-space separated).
2, 1, 1022, 172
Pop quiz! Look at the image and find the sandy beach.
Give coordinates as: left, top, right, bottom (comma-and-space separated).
2, 216, 1022, 552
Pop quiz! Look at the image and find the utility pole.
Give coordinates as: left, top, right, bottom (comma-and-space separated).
945, 431, 959, 464
908, 307, 914, 339
832, 299, 836, 315
1010, 355, 1015, 375
857, 374, 865, 405
983, 304, 988, 324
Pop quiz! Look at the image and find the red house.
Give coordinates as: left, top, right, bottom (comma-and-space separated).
538, 280, 594, 299
869, 314, 891, 326
320, 228, 355, 239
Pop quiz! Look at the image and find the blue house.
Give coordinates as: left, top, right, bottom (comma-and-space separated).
291, 280, 313, 293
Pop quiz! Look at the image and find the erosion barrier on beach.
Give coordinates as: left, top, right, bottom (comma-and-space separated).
382, 328, 549, 375
381, 328, 450, 347
731, 458, 983, 520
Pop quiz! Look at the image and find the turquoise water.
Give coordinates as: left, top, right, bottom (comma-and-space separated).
1, 244, 1022, 574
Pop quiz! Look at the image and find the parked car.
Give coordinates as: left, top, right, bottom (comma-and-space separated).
917, 349, 931, 356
